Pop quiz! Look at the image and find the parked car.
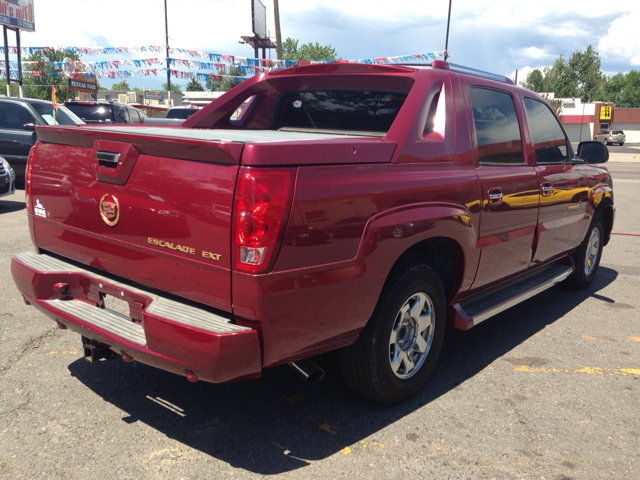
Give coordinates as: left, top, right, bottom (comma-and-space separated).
594, 129, 625, 146
0, 156, 16, 198
142, 106, 202, 125
165, 106, 201, 119
63, 101, 148, 124
0, 97, 84, 185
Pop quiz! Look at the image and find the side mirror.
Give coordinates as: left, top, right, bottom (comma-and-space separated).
23, 123, 37, 131
577, 141, 609, 164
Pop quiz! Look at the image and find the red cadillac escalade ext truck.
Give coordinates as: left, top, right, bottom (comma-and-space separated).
12, 61, 614, 404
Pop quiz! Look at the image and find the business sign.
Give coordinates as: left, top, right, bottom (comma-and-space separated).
0, 0, 35, 32
251, 0, 266, 37
67, 79, 98, 93
144, 91, 163, 100
600, 105, 612, 121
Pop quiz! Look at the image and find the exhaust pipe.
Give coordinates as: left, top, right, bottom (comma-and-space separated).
289, 359, 325, 384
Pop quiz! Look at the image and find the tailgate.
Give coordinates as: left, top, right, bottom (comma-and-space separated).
29, 127, 243, 312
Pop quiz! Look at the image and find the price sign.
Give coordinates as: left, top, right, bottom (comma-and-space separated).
600, 105, 612, 120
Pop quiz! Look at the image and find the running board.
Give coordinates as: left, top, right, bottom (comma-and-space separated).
457, 263, 574, 327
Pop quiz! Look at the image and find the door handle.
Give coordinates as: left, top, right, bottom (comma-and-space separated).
487, 187, 503, 205
540, 183, 553, 197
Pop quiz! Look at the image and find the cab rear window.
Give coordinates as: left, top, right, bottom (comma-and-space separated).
273, 89, 408, 134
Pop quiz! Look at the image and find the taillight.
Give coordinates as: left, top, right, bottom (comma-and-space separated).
25, 147, 35, 212
232, 167, 295, 273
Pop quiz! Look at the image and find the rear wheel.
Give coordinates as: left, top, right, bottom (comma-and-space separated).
568, 213, 604, 289
340, 264, 446, 405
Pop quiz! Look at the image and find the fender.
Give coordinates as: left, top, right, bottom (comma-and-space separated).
587, 183, 614, 245
357, 201, 481, 302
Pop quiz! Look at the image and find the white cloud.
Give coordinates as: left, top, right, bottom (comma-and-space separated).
598, 12, 640, 66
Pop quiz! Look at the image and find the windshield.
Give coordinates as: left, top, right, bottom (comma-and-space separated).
64, 104, 112, 123
166, 108, 199, 119
32, 103, 85, 125
274, 89, 408, 133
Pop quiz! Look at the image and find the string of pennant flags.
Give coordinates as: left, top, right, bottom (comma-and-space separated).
0, 45, 445, 67
0, 69, 257, 86
0, 46, 446, 87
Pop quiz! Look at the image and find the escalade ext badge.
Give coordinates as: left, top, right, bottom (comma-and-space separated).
99, 194, 120, 227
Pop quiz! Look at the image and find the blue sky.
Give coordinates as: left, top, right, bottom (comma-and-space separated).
5, 0, 639, 91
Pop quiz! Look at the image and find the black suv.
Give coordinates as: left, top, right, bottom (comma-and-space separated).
0, 97, 84, 185
64, 101, 147, 124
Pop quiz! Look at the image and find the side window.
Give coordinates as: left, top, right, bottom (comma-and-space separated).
113, 105, 129, 123
523, 97, 569, 164
0, 103, 36, 130
129, 109, 140, 123
469, 87, 524, 165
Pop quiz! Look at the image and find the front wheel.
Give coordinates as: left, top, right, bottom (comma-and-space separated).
568, 213, 604, 289
340, 264, 446, 405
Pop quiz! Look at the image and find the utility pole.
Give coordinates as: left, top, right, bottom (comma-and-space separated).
165, 0, 171, 107
274, 0, 282, 60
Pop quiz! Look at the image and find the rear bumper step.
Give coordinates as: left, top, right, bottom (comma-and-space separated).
454, 262, 574, 329
11, 251, 262, 383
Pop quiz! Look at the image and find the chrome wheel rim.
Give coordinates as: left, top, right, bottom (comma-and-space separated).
584, 226, 600, 276
389, 292, 435, 379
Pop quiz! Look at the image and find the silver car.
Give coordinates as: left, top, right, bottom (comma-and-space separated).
594, 129, 626, 146
0, 156, 16, 198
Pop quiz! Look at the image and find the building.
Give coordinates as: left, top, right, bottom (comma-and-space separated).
97, 91, 183, 108
553, 95, 639, 143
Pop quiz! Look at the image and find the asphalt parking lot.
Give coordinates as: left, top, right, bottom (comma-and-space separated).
0, 161, 639, 479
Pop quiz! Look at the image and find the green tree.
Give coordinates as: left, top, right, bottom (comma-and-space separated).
542, 54, 578, 98
281, 37, 338, 61
568, 45, 603, 102
162, 82, 183, 94
186, 78, 204, 91
111, 80, 130, 91
524, 47, 605, 102
0, 78, 20, 97
22, 49, 82, 101
601, 71, 640, 107
206, 66, 246, 92
522, 69, 545, 92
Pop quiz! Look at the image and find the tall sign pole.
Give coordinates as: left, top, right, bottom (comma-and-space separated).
444, 0, 452, 61
16, 29, 22, 98
165, 0, 171, 106
3, 26, 9, 97
274, 0, 282, 60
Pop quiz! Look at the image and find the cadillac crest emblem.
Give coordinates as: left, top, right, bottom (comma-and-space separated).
99, 194, 120, 227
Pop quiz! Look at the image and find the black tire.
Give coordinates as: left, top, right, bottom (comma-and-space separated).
568, 213, 604, 289
340, 264, 446, 405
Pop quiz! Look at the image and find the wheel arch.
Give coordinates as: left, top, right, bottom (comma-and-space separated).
587, 186, 614, 246
362, 202, 480, 307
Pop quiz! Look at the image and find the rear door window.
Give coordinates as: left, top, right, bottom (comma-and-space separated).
0, 103, 37, 129
64, 104, 113, 123
129, 109, 140, 123
523, 97, 569, 164
469, 87, 524, 165
273, 89, 408, 134
113, 105, 129, 123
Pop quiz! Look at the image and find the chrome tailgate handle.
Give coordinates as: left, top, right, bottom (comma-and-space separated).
96, 151, 121, 169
